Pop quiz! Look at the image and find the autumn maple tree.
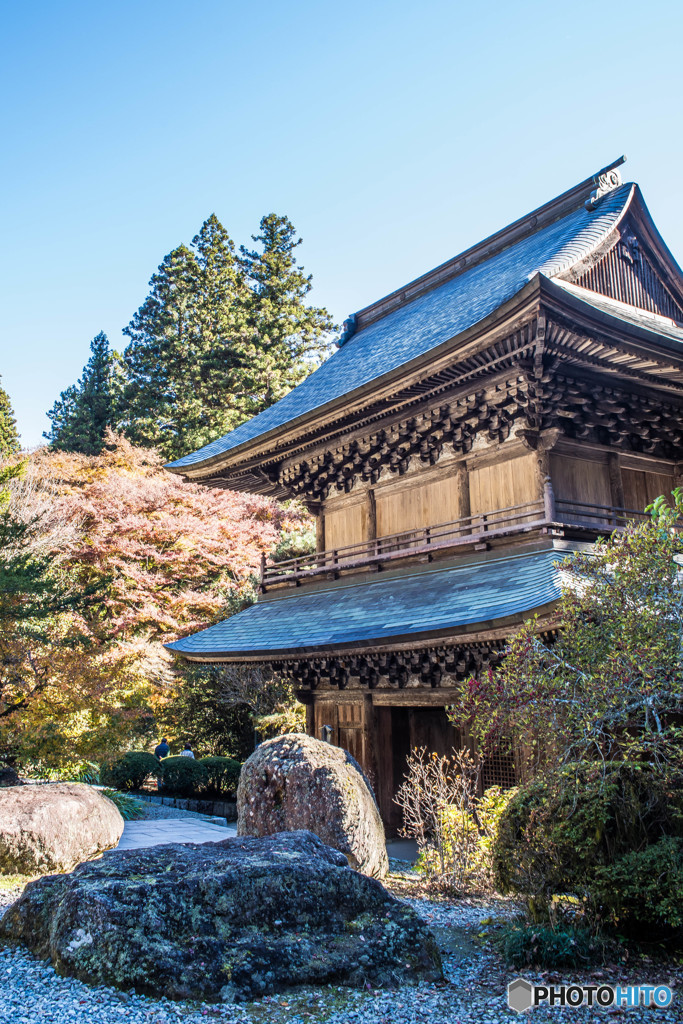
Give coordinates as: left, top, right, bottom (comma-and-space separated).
0, 433, 310, 769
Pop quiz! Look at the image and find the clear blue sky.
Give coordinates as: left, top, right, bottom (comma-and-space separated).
2, 0, 682, 447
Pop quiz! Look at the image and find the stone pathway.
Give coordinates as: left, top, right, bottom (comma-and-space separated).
116, 819, 237, 850
118, 812, 420, 859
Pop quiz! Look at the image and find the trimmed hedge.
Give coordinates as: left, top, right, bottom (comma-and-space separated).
102, 750, 243, 800
199, 757, 241, 797
159, 756, 208, 797
100, 751, 160, 792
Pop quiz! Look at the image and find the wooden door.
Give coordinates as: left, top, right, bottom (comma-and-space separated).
337, 702, 364, 766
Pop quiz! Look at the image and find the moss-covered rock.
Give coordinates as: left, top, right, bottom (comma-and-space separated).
238, 735, 388, 879
0, 783, 123, 875
0, 830, 441, 1001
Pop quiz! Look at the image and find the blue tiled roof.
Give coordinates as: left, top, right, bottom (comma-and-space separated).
166, 550, 564, 657
168, 185, 633, 470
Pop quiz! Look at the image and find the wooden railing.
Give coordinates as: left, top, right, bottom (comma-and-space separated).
261, 489, 671, 590
259, 489, 666, 590
555, 498, 650, 527
261, 499, 547, 588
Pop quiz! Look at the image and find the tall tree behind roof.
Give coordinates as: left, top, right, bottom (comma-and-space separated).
122, 213, 335, 460
0, 376, 20, 457
44, 332, 123, 455
238, 213, 335, 416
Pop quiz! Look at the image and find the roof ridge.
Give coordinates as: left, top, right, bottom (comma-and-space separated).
351, 157, 628, 334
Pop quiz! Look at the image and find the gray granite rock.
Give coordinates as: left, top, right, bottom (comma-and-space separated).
0, 783, 123, 874
237, 734, 389, 878
0, 830, 441, 1002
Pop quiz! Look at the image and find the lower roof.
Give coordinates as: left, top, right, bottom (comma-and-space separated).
166, 549, 565, 660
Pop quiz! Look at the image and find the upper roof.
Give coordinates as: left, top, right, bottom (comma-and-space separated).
165, 549, 564, 659
167, 158, 683, 475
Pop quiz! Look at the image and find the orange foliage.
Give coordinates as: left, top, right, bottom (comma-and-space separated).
5, 434, 311, 766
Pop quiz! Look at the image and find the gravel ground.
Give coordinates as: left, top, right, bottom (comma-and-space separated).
1, 872, 681, 1023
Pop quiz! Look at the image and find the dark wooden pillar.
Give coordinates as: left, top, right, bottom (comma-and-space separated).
374, 706, 394, 828
608, 453, 625, 511
455, 462, 470, 520
367, 489, 377, 546
361, 694, 377, 785
535, 450, 555, 521
316, 511, 325, 554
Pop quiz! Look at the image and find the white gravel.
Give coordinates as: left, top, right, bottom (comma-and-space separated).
0, 880, 681, 1023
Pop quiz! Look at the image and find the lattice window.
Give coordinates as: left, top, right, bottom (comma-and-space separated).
481, 745, 517, 790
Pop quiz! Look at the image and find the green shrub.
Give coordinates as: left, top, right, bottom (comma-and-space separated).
499, 921, 609, 969
100, 788, 146, 820
493, 759, 683, 937
270, 528, 316, 563
160, 756, 209, 797
199, 757, 241, 797
100, 751, 160, 792
593, 837, 683, 938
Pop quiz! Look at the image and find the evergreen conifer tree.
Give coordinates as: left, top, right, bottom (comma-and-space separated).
0, 377, 20, 457
122, 213, 335, 460
238, 214, 335, 415
44, 333, 122, 454
123, 223, 251, 458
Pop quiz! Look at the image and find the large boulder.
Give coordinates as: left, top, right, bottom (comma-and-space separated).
0, 783, 123, 875
0, 831, 441, 1002
238, 734, 389, 879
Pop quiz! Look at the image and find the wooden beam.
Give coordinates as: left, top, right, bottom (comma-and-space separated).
372, 689, 463, 707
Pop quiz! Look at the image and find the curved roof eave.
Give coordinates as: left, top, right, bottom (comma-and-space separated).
166, 182, 636, 477
164, 549, 564, 661
167, 273, 544, 480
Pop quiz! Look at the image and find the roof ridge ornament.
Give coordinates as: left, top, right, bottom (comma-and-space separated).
585, 155, 627, 211
336, 313, 357, 348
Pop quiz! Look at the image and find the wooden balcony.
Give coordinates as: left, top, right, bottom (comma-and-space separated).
260, 491, 654, 591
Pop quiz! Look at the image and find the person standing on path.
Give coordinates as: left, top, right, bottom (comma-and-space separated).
154, 737, 170, 760
180, 743, 195, 759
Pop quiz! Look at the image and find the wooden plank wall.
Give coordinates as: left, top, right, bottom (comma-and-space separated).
376, 475, 461, 537
324, 500, 368, 551
468, 453, 538, 515
312, 699, 367, 776
550, 454, 611, 523
622, 468, 675, 511
337, 702, 364, 767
